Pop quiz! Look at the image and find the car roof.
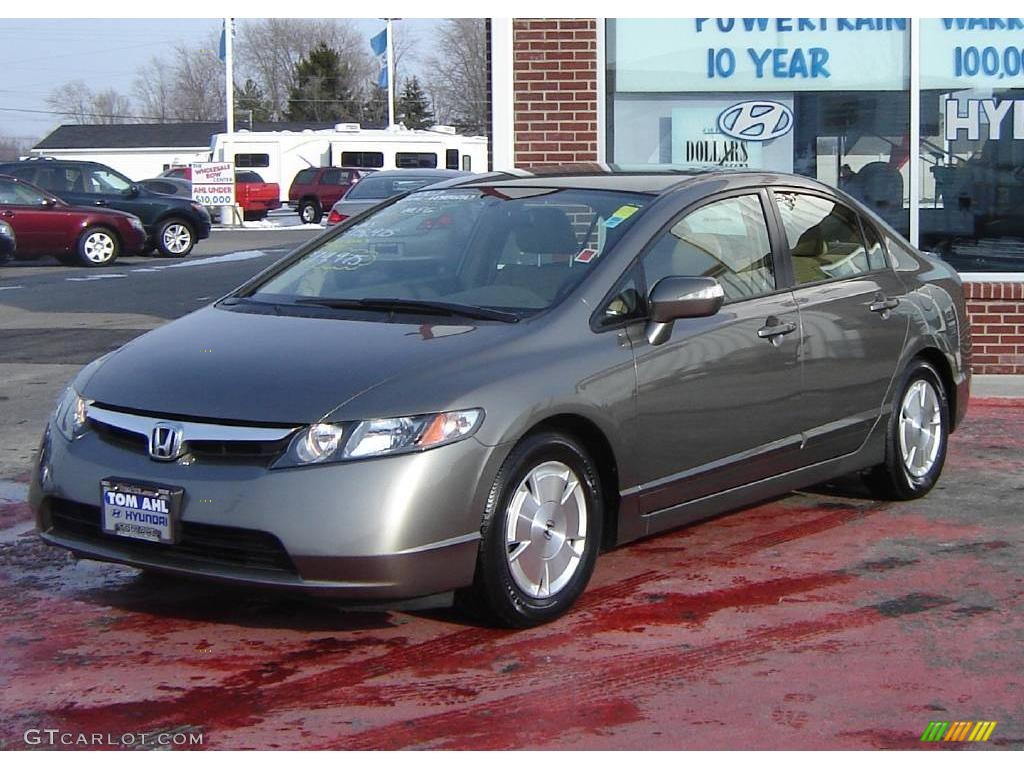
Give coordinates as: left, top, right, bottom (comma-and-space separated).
446, 165, 841, 197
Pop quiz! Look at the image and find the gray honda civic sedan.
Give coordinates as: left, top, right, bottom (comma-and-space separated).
30, 169, 970, 627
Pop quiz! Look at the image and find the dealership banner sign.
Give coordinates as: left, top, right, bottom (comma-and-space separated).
614, 18, 908, 92
921, 18, 1024, 89
190, 162, 235, 206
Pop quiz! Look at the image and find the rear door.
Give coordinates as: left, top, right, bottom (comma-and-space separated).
319, 168, 346, 208
769, 189, 909, 461
630, 190, 804, 517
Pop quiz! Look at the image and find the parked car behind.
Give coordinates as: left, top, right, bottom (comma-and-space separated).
161, 167, 281, 221
0, 159, 210, 257
0, 174, 146, 266
30, 168, 970, 626
326, 168, 471, 224
288, 166, 376, 224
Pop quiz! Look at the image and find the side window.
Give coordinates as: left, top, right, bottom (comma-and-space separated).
234, 153, 270, 168
0, 180, 22, 204
320, 169, 342, 185
641, 194, 776, 302
445, 149, 460, 170
340, 151, 384, 168
597, 265, 644, 327
774, 192, 870, 284
860, 218, 888, 271
395, 152, 438, 169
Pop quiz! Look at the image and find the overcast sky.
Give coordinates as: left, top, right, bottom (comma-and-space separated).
0, 17, 444, 146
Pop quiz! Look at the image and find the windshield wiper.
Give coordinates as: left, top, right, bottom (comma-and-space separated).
293, 297, 520, 323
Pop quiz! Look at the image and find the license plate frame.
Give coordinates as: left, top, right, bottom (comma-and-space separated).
100, 478, 184, 545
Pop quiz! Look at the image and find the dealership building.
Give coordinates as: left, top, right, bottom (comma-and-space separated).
490, 17, 1024, 373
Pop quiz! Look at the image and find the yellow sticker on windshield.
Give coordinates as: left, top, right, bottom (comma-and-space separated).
604, 205, 640, 228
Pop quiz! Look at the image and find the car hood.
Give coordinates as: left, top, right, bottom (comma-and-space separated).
62, 203, 135, 220
78, 304, 518, 424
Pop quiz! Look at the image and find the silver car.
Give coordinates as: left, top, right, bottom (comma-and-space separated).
31, 169, 970, 627
326, 168, 471, 224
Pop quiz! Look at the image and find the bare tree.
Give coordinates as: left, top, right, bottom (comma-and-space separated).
131, 36, 226, 122
133, 57, 176, 123
424, 19, 488, 134
0, 134, 30, 162
236, 19, 371, 121
45, 80, 135, 124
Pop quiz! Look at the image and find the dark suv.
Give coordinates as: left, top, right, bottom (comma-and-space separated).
0, 159, 211, 257
288, 166, 374, 224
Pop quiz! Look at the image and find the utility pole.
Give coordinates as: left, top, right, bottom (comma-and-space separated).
224, 17, 234, 135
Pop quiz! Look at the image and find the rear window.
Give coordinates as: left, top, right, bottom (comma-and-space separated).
292, 169, 317, 186
341, 151, 384, 168
345, 175, 441, 200
235, 171, 264, 183
395, 152, 438, 169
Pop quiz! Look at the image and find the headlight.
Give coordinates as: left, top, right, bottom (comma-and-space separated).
273, 409, 483, 468
53, 387, 91, 441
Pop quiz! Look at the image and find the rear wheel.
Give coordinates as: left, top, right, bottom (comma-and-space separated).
865, 360, 949, 500
77, 227, 119, 267
299, 198, 322, 224
156, 219, 195, 257
464, 431, 603, 628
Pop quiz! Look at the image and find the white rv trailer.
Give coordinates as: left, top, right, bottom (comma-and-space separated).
209, 125, 488, 202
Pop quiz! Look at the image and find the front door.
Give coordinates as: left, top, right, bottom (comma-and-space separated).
770, 189, 909, 461
630, 191, 804, 518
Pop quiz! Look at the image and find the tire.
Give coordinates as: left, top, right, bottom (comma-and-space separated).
156, 218, 195, 257
464, 431, 603, 628
76, 226, 119, 267
864, 359, 949, 501
299, 198, 322, 224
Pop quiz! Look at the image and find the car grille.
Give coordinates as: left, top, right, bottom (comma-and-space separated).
48, 498, 298, 576
86, 403, 296, 467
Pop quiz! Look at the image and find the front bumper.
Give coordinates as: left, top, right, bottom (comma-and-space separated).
31, 423, 501, 601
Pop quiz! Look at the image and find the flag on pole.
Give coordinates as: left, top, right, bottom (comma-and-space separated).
370, 28, 388, 89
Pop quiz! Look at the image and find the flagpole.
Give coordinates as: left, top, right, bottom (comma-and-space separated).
224, 17, 234, 134
386, 18, 395, 128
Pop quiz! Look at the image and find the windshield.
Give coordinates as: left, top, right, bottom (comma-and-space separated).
250, 186, 650, 314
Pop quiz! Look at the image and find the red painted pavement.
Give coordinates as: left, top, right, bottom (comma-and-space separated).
1, 400, 1021, 749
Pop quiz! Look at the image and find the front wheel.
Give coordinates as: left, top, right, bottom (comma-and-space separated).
77, 227, 119, 267
464, 431, 603, 628
865, 360, 949, 500
156, 219, 195, 257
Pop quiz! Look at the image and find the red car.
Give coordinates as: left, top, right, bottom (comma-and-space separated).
161, 167, 281, 220
288, 166, 375, 224
0, 174, 146, 267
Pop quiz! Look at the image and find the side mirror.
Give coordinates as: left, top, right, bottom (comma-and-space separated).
646, 276, 724, 345
41, 197, 58, 208
123, 185, 140, 199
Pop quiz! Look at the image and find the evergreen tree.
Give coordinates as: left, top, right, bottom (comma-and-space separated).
234, 79, 273, 126
397, 77, 433, 130
286, 42, 359, 122
360, 87, 388, 129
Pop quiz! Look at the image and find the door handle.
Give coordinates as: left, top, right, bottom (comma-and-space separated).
757, 320, 797, 339
94, 200, 107, 206
869, 297, 900, 313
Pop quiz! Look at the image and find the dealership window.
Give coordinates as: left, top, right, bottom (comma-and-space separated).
607, 19, 911, 238
919, 20, 1024, 272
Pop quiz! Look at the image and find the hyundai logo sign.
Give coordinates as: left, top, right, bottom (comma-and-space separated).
717, 101, 793, 142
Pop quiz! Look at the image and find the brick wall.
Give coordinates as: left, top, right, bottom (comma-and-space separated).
512, 19, 598, 167
965, 282, 1024, 374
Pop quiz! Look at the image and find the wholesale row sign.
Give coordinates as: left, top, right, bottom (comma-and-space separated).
190, 162, 235, 206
